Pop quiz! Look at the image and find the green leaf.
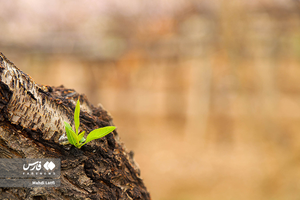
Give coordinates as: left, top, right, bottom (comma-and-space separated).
65, 126, 75, 145
78, 131, 85, 143
84, 126, 115, 145
74, 99, 80, 134
79, 137, 86, 144
64, 122, 78, 145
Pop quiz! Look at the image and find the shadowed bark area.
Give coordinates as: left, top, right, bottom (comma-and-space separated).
0, 53, 150, 200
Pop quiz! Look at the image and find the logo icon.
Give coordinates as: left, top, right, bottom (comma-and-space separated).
43, 161, 55, 170
23, 161, 42, 171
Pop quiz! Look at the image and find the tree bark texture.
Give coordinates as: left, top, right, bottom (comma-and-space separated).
0, 53, 151, 200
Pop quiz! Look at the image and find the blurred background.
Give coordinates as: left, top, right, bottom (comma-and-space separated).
1, 0, 300, 199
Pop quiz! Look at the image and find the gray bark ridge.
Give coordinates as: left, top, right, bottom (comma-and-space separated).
0, 53, 150, 200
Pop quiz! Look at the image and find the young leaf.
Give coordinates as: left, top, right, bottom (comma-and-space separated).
84, 126, 115, 145
65, 126, 75, 145
64, 99, 115, 149
79, 137, 86, 144
64, 122, 77, 145
78, 131, 85, 143
74, 99, 80, 134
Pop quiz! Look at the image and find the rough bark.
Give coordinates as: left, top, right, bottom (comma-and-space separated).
0, 53, 151, 200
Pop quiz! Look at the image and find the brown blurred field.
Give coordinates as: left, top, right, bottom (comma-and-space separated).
2, 1, 300, 199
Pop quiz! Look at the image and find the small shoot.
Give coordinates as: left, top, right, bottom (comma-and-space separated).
64, 99, 115, 149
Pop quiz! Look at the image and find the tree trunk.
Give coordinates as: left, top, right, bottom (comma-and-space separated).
0, 53, 151, 200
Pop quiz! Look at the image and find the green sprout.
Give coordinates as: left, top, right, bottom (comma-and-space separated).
64, 99, 115, 149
